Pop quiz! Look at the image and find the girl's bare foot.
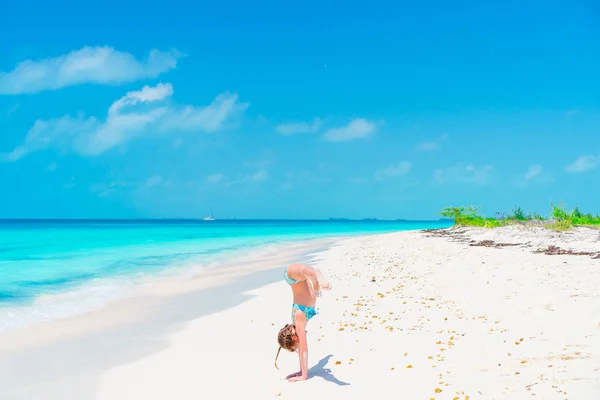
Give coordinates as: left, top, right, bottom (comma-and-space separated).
315, 268, 332, 291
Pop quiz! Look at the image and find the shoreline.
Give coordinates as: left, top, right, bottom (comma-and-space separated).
0, 236, 336, 349
0, 219, 449, 333
0, 236, 335, 334
0, 236, 340, 400
2, 227, 599, 399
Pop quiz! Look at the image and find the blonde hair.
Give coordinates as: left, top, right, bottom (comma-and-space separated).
274, 324, 296, 369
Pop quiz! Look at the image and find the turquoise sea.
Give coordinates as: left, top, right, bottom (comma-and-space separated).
0, 219, 450, 330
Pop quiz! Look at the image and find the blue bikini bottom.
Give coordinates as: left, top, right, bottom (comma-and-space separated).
292, 303, 317, 321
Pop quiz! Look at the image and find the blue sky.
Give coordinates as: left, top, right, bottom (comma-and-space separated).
1, 0, 599, 219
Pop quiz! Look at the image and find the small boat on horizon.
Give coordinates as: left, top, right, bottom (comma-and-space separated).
203, 208, 216, 221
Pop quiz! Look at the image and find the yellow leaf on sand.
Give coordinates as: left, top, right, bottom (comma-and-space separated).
406, 365, 413, 368
435, 388, 442, 393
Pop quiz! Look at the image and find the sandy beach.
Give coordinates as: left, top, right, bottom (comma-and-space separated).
2, 227, 600, 399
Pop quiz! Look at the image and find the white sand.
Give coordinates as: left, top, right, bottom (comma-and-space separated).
1, 227, 599, 399
94, 226, 600, 400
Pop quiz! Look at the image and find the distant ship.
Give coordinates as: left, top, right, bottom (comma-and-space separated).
203, 208, 216, 221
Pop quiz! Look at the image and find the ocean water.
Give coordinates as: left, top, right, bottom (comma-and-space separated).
0, 219, 450, 330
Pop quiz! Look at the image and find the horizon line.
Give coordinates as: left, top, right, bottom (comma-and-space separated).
0, 217, 451, 222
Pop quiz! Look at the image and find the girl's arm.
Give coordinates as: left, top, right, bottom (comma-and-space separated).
289, 312, 309, 382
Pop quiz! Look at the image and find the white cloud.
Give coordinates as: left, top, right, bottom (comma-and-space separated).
250, 169, 268, 183
206, 173, 226, 184
205, 169, 267, 187
434, 164, 493, 185
416, 141, 440, 151
161, 92, 247, 133
415, 133, 449, 151
566, 155, 598, 173
2, 83, 248, 161
374, 161, 412, 181
517, 164, 553, 185
108, 82, 173, 115
275, 118, 322, 136
524, 165, 542, 181
322, 118, 379, 142
90, 181, 131, 197
143, 175, 163, 188
279, 169, 331, 191
0, 46, 182, 95
7, 104, 19, 116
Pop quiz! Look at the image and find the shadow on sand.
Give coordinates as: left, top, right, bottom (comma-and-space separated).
308, 355, 350, 386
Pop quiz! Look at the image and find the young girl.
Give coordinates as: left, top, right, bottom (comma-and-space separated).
274, 263, 332, 382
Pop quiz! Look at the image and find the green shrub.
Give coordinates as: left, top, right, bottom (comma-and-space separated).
548, 219, 573, 231
550, 202, 570, 221
510, 206, 527, 221
529, 212, 546, 220
438, 202, 598, 230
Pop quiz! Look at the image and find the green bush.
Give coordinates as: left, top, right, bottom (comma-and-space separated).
510, 206, 527, 221
529, 212, 546, 221
548, 219, 572, 231
439, 202, 599, 230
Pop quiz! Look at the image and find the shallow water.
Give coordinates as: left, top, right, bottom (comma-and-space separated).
0, 219, 450, 330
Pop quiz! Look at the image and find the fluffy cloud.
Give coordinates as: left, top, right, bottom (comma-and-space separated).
205, 169, 268, 187
275, 118, 322, 136
322, 118, 378, 142
0, 46, 182, 94
374, 161, 412, 181
206, 173, 226, 184
434, 164, 493, 185
2, 83, 248, 161
517, 164, 553, 185
415, 133, 449, 151
143, 175, 163, 188
524, 165, 542, 181
250, 169, 268, 183
7, 104, 19, 116
565, 155, 598, 173
90, 180, 131, 198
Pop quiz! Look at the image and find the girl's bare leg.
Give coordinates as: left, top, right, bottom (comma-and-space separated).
305, 267, 332, 297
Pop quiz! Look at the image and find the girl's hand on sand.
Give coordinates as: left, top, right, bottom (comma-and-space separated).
288, 374, 307, 382
285, 371, 302, 379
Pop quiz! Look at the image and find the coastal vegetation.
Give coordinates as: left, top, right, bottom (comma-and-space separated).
438, 202, 600, 231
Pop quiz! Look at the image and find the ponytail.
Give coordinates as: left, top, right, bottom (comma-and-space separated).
274, 346, 282, 369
